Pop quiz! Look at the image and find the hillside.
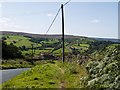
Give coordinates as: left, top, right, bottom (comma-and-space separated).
1, 31, 119, 68
1, 44, 120, 89
2, 31, 119, 43
2, 44, 120, 89
84, 44, 120, 89
1, 31, 94, 57
1, 31, 120, 89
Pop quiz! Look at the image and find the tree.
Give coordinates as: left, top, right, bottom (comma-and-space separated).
2, 40, 23, 59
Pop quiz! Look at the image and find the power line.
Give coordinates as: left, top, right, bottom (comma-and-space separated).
44, 0, 71, 35
44, 7, 61, 35
43, 0, 71, 63
63, 0, 71, 6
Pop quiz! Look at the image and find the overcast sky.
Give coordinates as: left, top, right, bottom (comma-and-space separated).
0, 2, 118, 38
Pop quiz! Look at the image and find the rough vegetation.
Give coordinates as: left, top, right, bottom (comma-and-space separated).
84, 44, 120, 89
1, 31, 120, 89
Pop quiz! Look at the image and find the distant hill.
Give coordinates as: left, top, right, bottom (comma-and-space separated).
90, 37, 120, 43
1, 31, 84, 39
1, 31, 119, 43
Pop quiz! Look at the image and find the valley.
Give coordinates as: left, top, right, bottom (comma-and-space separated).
1, 31, 120, 89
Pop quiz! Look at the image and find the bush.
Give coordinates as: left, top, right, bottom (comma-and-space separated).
84, 44, 120, 89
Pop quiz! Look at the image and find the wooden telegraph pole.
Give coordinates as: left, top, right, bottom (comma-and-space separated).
61, 4, 65, 63
31, 44, 34, 59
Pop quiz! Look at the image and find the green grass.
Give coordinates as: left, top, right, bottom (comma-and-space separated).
80, 44, 90, 47
72, 44, 89, 52
73, 44, 89, 47
22, 49, 52, 55
2, 61, 88, 88
53, 47, 71, 54
1, 59, 33, 69
0, 34, 2, 38
41, 40, 58, 44
4, 35, 38, 48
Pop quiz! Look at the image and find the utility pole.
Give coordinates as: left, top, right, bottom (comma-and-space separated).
31, 44, 34, 59
30, 44, 34, 64
61, 4, 65, 63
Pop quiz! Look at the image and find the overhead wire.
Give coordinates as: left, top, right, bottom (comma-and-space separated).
44, 7, 61, 35
44, 0, 71, 36
63, 0, 71, 6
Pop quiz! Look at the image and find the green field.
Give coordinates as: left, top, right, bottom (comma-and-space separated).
1, 32, 120, 89
3, 35, 39, 48
3, 34, 90, 56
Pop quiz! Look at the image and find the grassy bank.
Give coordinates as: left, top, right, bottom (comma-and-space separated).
2, 61, 88, 88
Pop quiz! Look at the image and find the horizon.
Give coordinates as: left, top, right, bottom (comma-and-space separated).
0, 2, 118, 39
1, 30, 119, 39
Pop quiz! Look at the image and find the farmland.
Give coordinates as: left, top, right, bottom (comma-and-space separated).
1, 31, 120, 89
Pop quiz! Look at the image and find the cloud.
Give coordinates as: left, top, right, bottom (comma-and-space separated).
0, 17, 11, 23
0, 3, 2, 8
0, 17, 20, 30
91, 19, 100, 23
47, 13, 55, 17
0, 17, 30, 31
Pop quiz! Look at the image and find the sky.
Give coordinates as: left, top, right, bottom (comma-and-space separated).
0, 2, 118, 39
